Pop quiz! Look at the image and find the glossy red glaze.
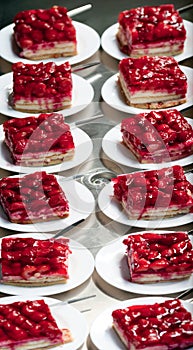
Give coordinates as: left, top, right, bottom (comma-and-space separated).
12, 61, 72, 102
0, 172, 69, 223
123, 232, 193, 282
112, 299, 193, 349
112, 165, 193, 219
14, 6, 76, 49
119, 56, 187, 95
1, 237, 71, 281
3, 113, 75, 163
121, 109, 193, 162
0, 299, 64, 348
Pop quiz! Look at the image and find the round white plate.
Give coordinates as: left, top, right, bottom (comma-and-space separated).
0, 175, 95, 232
101, 66, 193, 114
0, 232, 94, 296
102, 118, 193, 170
90, 296, 193, 350
0, 21, 100, 65
0, 124, 93, 174
0, 295, 88, 350
101, 20, 193, 62
97, 172, 193, 229
0, 72, 94, 118
95, 232, 193, 295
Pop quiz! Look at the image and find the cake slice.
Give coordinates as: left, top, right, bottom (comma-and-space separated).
123, 231, 193, 283
118, 56, 187, 109
112, 165, 193, 220
112, 299, 193, 350
121, 109, 193, 163
1, 236, 71, 286
13, 5, 77, 60
0, 171, 69, 224
117, 4, 186, 57
3, 113, 75, 166
0, 299, 72, 349
12, 61, 72, 113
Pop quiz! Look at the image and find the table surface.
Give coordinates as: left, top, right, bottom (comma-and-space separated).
0, 1, 193, 349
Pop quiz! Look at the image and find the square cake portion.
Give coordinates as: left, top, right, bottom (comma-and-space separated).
118, 56, 187, 109
1, 236, 71, 286
12, 61, 72, 113
121, 109, 193, 163
112, 299, 193, 350
117, 4, 186, 57
112, 165, 193, 220
0, 171, 69, 224
3, 113, 75, 166
0, 299, 72, 349
123, 231, 193, 283
13, 5, 77, 60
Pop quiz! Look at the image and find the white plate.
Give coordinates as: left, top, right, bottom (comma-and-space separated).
101, 20, 193, 62
95, 232, 193, 295
98, 172, 193, 229
0, 72, 94, 118
102, 118, 193, 170
0, 21, 100, 65
0, 124, 93, 174
90, 296, 193, 350
0, 295, 88, 350
0, 175, 95, 232
0, 232, 94, 296
101, 66, 193, 114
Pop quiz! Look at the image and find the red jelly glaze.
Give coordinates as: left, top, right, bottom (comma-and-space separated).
123, 232, 193, 277
3, 113, 75, 158
118, 4, 186, 55
0, 299, 63, 346
112, 299, 193, 349
1, 237, 71, 280
12, 61, 72, 102
113, 165, 193, 217
14, 6, 76, 49
0, 171, 69, 223
119, 56, 187, 95
121, 109, 193, 162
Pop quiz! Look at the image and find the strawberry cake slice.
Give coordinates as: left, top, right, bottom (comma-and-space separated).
112, 165, 193, 220
3, 113, 75, 166
0, 171, 69, 224
13, 5, 77, 60
1, 236, 71, 286
118, 56, 187, 109
121, 109, 193, 163
117, 4, 186, 57
12, 61, 72, 113
123, 231, 193, 283
0, 299, 72, 349
112, 299, 193, 350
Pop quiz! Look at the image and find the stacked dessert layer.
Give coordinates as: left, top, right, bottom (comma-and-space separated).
0, 299, 72, 349
121, 109, 193, 163
13, 5, 77, 59
117, 4, 186, 57
1, 236, 71, 286
0, 171, 69, 224
12, 61, 73, 113
123, 231, 193, 283
112, 165, 193, 220
3, 113, 75, 166
112, 299, 193, 350
118, 56, 187, 109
